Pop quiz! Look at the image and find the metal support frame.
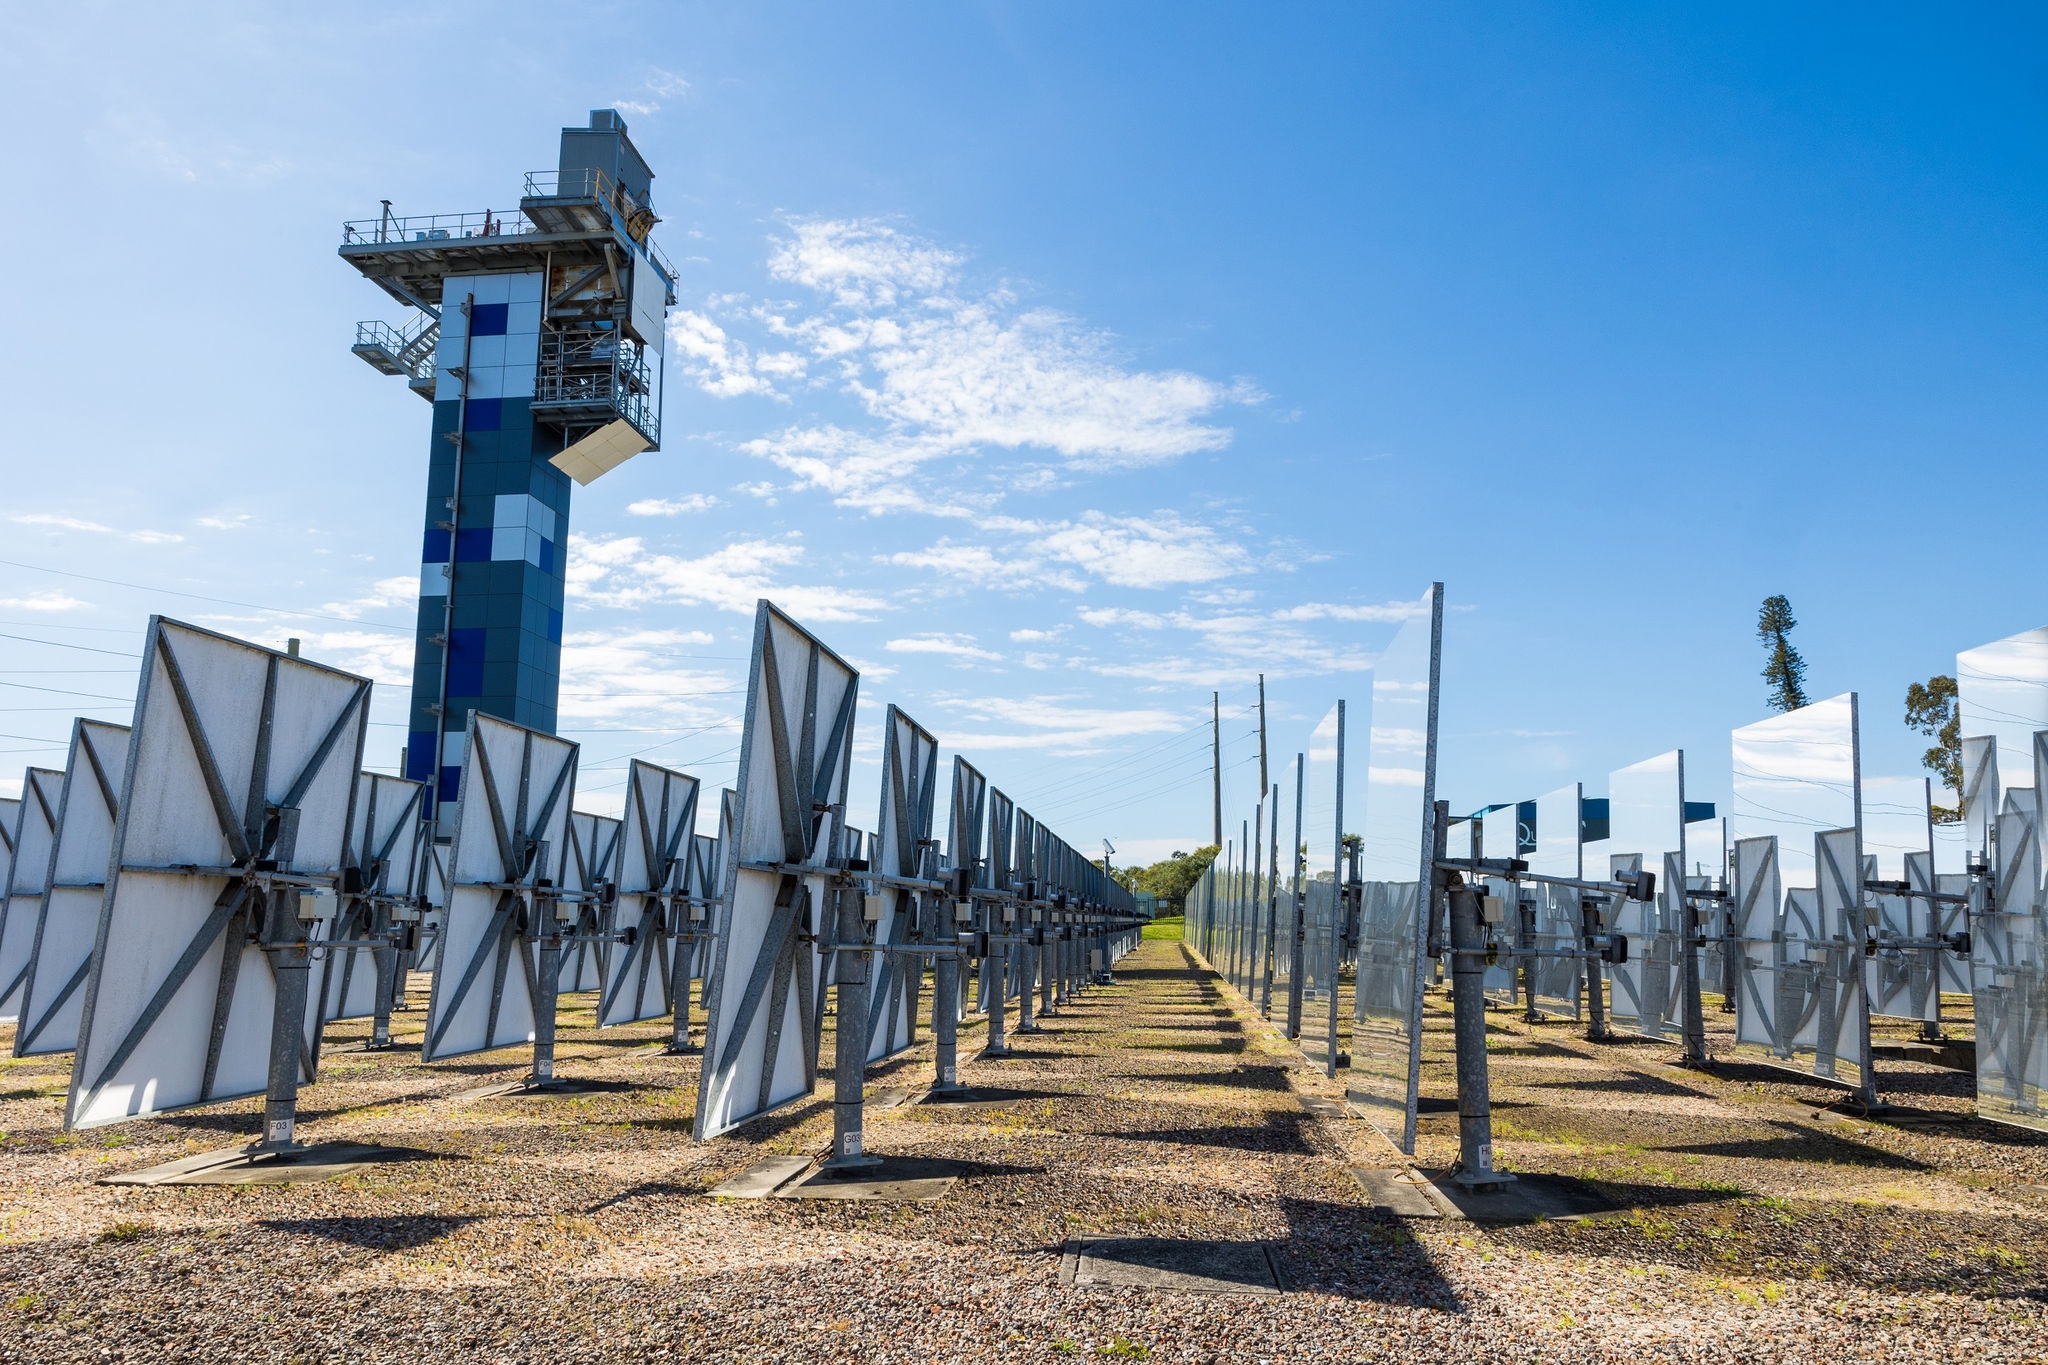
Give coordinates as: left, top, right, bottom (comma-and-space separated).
67, 621, 371, 1142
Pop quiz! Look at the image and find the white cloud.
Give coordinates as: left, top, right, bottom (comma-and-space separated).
692, 218, 1253, 514
296, 629, 413, 691
627, 494, 719, 516
1077, 607, 1167, 630
883, 539, 1079, 593
667, 310, 802, 399
1009, 627, 1064, 642
12, 513, 183, 544
1071, 597, 1417, 683
568, 532, 886, 622
14, 513, 113, 533
884, 633, 1001, 662
885, 512, 1246, 592
198, 512, 253, 530
320, 576, 418, 620
768, 219, 961, 308
0, 592, 89, 612
610, 70, 693, 118
1037, 513, 1247, 588
93, 107, 291, 185
936, 695, 1188, 754
557, 628, 739, 728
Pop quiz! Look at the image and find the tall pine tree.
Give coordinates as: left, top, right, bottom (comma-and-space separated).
1757, 595, 1809, 712
1904, 673, 1962, 821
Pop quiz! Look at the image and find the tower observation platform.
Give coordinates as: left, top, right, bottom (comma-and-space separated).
340, 109, 674, 817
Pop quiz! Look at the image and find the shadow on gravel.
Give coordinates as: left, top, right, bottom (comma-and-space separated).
1866, 1068, 1976, 1099
916, 1087, 1077, 1108
1525, 1071, 1714, 1100
674, 1096, 830, 1145
1699, 1059, 1854, 1094
584, 1179, 710, 1213
142, 1112, 264, 1139
1270, 1195, 1460, 1308
1120, 1065, 1295, 1092
257, 1214, 479, 1250
1483, 1039, 1588, 1060
1871, 1110, 2048, 1145
1106, 1113, 1317, 1155
1131, 1038, 1248, 1054
1652, 1122, 1930, 1170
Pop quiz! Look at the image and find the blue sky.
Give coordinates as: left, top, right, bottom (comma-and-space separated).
1, 3, 2043, 861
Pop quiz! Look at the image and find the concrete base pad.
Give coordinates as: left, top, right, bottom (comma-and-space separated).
775, 1155, 962, 1202
1060, 1237, 1284, 1295
1348, 1167, 1444, 1218
1421, 1169, 1621, 1223
864, 1087, 920, 1110
706, 1155, 815, 1199
102, 1142, 430, 1187
917, 1085, 1058, 1110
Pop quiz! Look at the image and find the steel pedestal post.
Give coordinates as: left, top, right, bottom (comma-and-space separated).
668, 925, 703, 1054
369, 901, 397, 1049
825, 888, 880, 1169
258, 923, 312, 1153
984, 940, 1010, 1056
1038, 934, 1057, 1017
933, 941, 964, 1086
1679, 900, 1708, 1065
1015, 925, 1043, 1033
1449, 882, 1510, 1189
531, 905, 562, 1086
1581, 896, 1611, 1042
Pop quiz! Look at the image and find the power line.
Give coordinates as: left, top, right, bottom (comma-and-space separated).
0, 557, 413, 633
0, 630, 141, 659
0, 680, 135, 703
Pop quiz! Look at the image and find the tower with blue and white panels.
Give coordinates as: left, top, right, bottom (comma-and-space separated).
342, 110, 672, 816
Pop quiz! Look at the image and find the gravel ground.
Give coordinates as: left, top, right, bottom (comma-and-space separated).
1, 940, 2044, 1363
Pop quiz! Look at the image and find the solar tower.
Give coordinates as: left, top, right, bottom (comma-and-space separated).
340, 110, 673, 816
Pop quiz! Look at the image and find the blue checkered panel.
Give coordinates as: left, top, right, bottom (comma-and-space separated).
409, 268, 565, 815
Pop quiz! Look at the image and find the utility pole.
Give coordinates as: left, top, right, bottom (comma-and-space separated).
1212, 691, 1222, 847
1256, 674, 1268, 799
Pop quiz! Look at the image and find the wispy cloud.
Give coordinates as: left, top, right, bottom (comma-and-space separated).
13, 513, 184, 544
626, 494, 719, 517
666, 310, 802, 399
610, 69, 693, 118
94, 107, 291, 184
567, 532, 886, 622
885, 511, 1246, 592
936, 694, 1189, 754
0, 592, 89, 612
676, 218, 1254, 515
558, 628, 738, 729
884, 633, 1002, 662
198, 512, 253, 531
320, 576, 419, 620
1070, 595, 1428, 684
